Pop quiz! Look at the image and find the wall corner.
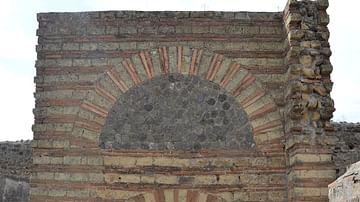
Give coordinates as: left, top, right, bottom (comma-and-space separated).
283, 0, 336, 201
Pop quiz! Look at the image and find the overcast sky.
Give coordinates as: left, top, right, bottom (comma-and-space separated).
0, 0, 358, 141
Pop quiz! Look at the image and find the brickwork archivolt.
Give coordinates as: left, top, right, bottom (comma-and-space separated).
76, 46, 284, 152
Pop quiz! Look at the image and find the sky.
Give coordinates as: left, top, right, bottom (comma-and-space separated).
0, 0, 358, 141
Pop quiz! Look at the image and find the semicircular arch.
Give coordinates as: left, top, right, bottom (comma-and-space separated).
76, 46, 283, 152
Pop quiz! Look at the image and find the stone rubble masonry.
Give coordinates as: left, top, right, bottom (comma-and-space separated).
332, 122, 360, 178
283, 0, 336, 201
0, 141, 31, 202
26, 0, 342, 201
328, 161, 360, 202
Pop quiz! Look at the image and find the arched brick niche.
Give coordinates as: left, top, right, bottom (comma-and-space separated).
31, 3, 337, 201
79, 46, 284, 152
31, 45, 286, 202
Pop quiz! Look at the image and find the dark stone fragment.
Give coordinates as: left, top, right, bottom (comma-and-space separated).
197, 134, 207, 142
219, 111, 226, 117
222, 102, 231, 110
182, 100, 189, 108
216, 134, 226, 141
218, 94, 227, 102
238, 110, 248, 125
144, 104, 153, 111
212, 84, 220, 90
223, 118, 230, 125
121, 143, 131, 149
193, 143, 202, 150
181, 89, 189, 97
179, 176, 195, 184
153, 135, 164, 142
168, 75, 176, 82
203, 112, 210, 119
138, 133, 147, 141
211, 110, 218, 118
206, 98, 216, 105
140, 144, 149, 149
207, 119, 214, 125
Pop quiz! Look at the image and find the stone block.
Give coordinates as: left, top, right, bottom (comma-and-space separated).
104, 156, 136, 167
193, 175, 217, 185
218, 174, 239, 185
48, 189, 66, 197
54, 172, 70, 181
155, 175, 178, 184
70, 173, 89, 182
67, 189, 89, 198
64, 156, 81, 165
87, 156, 103, 165
63, 43, 79, 50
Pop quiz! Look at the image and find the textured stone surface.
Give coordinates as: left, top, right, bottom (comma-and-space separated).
0, 141, 31, 202
329, 161, 360, 202
100, 74, 254, 150
333, 122, 360, 177
0, 141, 31, 179
0, 177, 29, 202
283, 0, 336, 201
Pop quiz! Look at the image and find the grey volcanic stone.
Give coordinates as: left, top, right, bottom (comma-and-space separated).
0, 141, 31, 202
100, 74, 255, 150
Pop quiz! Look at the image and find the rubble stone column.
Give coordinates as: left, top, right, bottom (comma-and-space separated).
283, 0, 337, 201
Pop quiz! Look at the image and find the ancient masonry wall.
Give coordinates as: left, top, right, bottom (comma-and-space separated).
283, 0, 337, 201
332, 123, 360, 177
0, 141, 31, 202
3, 122, 358, 201
29, 0, 337, 201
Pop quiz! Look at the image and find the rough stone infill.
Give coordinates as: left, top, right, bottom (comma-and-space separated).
100, 74, 255, 150
329, 161, 360, 202
0, 140, 31, 202
0, 141, 32, 179
333, 122, 360, 177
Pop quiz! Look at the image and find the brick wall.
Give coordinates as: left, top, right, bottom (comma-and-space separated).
0, 141, 31, 202
30, 0, 336, 201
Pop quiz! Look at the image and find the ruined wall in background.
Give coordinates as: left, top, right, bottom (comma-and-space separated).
333, 123, 360, 177
0, 141, 31, 202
